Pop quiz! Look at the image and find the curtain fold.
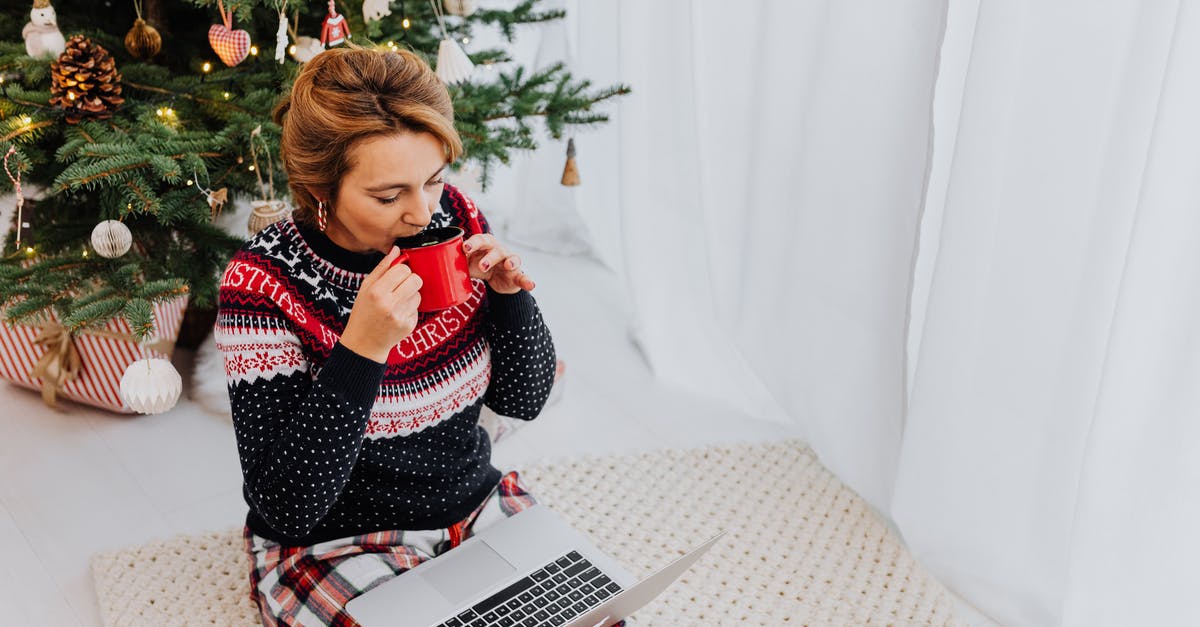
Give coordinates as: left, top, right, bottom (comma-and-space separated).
895, 1, 1200, 624
612, 0, 947, 508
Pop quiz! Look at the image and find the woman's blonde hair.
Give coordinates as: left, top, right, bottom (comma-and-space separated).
273, 46, 463, 225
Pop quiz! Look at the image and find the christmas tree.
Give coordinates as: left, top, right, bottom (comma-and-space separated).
0, 0, 628, 345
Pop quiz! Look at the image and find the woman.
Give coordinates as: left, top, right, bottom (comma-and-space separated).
216, 47, 559, 626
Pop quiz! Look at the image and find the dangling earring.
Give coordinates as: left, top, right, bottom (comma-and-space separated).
317, 200, 328, 231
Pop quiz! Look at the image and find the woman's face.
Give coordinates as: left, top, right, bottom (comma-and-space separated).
322, 131, 447, 254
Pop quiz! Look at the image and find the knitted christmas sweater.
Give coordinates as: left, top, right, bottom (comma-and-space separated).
215, 185, 556, 546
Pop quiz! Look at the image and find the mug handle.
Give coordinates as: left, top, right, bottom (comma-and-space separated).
390, 251, 411, 267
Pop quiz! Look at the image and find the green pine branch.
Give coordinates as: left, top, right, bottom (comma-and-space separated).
0, 0, 628, 337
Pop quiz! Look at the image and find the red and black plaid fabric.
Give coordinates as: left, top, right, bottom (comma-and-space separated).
246, 472, 545, 626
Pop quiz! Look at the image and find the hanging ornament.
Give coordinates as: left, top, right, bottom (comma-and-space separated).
3, 147, 26, 251
430, 0, 473, 84
124, 0, 161, 59
245, 125, 292, 233
275, 10, 289, 63
187, 168, 228, 222
50, 36, 125, 124
561, 138, 580, 186
208, 0, 251, 67
443, 0, 477, 17
248, 200, 292, 234
124, 18, 161, 59
22, 0, 66, 59
90, 219, 132, 258
120, 357, 182, 414
321, 0, 351, 48
290, 37, 323, 62
207, 187, 228, 220
363, 0, 391, 22
284, 10, 322, 63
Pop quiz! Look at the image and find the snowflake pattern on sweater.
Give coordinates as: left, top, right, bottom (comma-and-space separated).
215, 185, 556, 545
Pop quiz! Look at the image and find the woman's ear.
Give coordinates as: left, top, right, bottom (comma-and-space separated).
303, 185, 329, 205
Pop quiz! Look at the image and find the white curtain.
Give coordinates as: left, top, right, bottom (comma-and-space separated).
490, 0, 1200, 624
606, 0, 948, 506
894, 1, 1200, 625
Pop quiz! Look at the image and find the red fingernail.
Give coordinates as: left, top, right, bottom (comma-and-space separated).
463, 243, 473, 252
480, 261, 490, 270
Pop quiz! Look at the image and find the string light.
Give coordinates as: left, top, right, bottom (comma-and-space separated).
67, 91, 76, 101
82, 249, 89, 258
248, 164, 256, 171
462, 37, 470, 44
402, 17, 411, 28
21, 116, 31, 125
202, 61, 212, 73
288, 44, 297, 55
24, 246, 35, 256
250, 45, 259, 56
186, 179, 194, 186
223, 92, 231, 100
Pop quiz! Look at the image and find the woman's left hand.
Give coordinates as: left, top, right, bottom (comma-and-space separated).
463, 233, 536, 294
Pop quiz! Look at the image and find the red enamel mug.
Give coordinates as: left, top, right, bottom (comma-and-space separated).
391, 226, 473, 312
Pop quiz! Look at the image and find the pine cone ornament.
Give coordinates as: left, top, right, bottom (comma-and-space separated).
49, 35, 125, 124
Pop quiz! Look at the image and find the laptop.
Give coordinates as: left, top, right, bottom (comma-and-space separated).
346, 504, 724, 627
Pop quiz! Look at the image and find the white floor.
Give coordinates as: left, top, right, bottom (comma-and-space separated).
0, 246, 998, 626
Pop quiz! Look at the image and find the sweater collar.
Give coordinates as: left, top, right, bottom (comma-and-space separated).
293, 220, 385, 275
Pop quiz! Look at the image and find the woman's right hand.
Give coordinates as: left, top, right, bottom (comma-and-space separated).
339, 247, 423, 363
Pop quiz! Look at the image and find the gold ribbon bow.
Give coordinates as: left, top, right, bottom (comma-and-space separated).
29, 320, 174, 409
30, 320, 82, 409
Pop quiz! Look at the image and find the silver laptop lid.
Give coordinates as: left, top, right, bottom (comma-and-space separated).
563, 529, 726, 627
346, 505, 634, 627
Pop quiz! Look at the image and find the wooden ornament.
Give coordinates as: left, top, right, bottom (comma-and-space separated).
561, 138, 580, 186
207, 187, 228, 220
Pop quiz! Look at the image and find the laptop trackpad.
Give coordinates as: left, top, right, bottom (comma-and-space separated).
422, 541, 515, 606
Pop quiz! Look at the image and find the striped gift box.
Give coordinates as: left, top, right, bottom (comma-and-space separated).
0, 296, 188, 413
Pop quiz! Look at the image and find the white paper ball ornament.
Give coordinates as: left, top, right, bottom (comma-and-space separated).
90, 219, 132, 258
120, 358, 182, 414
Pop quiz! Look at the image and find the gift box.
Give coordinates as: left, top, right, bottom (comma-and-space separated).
0, 295, 188, 413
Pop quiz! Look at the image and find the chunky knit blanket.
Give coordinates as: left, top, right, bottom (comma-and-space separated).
91, 441, 965, 626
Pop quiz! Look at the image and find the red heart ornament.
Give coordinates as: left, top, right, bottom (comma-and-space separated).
208, 24, 250, 67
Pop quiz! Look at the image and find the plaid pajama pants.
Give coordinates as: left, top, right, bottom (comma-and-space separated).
245, 472, 627, 627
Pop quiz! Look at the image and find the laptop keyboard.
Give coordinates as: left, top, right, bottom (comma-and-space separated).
435, 550, 624, 627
